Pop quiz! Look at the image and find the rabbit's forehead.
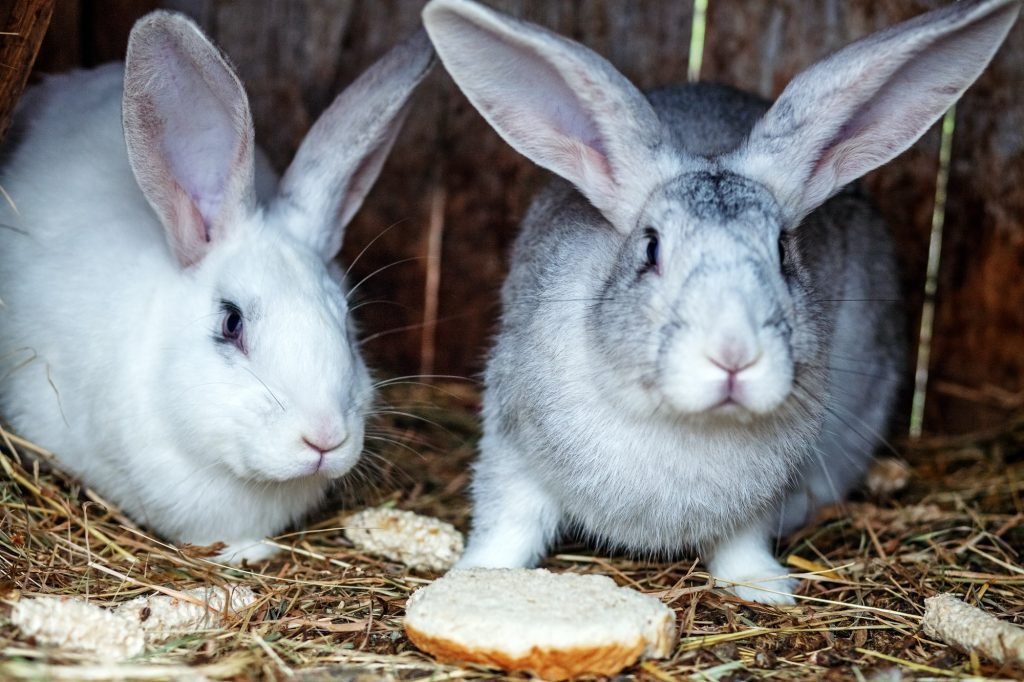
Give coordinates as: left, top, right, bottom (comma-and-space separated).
644, 170, 783, 238
210, 232, 348, 322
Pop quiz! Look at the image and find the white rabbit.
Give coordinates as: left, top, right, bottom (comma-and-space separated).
423, 0, 1019, 602
0, 12, 433, 564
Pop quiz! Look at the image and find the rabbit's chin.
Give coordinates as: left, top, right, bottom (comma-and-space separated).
635, 379, 795, 428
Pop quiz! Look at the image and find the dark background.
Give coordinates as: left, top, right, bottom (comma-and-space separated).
5, 0, 1023, 436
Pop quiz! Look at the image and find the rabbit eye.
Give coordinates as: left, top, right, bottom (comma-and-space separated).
644, 229, 660, 272
777, 233, 789, 271
219, 301, 246, 352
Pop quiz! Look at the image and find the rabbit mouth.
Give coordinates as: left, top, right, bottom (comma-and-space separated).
657, 366, 791, 418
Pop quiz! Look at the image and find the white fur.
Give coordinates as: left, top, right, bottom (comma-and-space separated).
427, 0, 1019, 603
0, 13, 433, 563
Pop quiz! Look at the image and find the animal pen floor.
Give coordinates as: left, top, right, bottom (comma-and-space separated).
0, 383, 1022, 681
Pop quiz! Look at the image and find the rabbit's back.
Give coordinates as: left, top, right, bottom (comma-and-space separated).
0, 65, 172, 472
1, 65, 160, 248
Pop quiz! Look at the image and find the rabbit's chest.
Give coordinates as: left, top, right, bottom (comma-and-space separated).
540, 414, 796, 550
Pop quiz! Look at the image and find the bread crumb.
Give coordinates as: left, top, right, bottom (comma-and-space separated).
923, 593, 1024, 665
344, 507, 463, 571
116, 585, 258, 643
11, 596, 145, 660
865, 458, 911, 496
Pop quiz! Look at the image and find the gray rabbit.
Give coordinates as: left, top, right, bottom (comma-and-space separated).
423, 0, 1020, 602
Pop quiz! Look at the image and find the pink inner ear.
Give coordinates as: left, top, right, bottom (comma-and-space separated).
153, 89, 239, 223
488, 98, 618, 206
124, 14, 257, 269
566, 138, 616, 195
167, 182, 210, 267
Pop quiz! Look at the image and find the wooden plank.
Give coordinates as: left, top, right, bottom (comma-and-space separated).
81, 0, 159, 66
33, 0, 79, 74
926, 17, 1024, 433
0, 0, 55, 145
13, 0, 1024, 435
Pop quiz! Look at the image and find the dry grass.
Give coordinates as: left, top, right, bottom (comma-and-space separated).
1, 383, 1022, 681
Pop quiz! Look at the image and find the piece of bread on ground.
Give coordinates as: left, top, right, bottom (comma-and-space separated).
11, 596, 145, 660
344, 507, 463, 571
404, 568, 677, 680
116, 585, 258, 643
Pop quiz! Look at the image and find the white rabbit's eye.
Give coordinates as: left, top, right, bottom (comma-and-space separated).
219, 301, 246, 352
778, 233, 789, 272
644, 228, 660, 272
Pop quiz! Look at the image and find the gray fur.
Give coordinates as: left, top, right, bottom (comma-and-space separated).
485, 85, 902, 549
424, 0, 1019, 603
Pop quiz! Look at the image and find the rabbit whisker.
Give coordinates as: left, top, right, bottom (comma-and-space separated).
372, 374, 474, 388
809, 298, 901, 303
364, 434, 427, 460
792, 382, 900, 461
244, 366, 286, 413
367, 409, 450, 433
347, 298, 409, 315
803, 362, 898, 382
0, 222, 29, 237
343, 218, 411, 281
359, 309, 489, 345
347, 256, 429, 301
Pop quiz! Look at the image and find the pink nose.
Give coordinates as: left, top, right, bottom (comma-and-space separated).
302, 436, 346, 454
707, 353, 759, 376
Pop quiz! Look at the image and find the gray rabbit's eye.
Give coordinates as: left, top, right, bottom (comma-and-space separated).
644, 228, 660, 272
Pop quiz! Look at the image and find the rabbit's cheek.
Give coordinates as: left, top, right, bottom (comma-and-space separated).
315, 436, 364, 479
659, 334, 730, 413
730, 352, 793, 414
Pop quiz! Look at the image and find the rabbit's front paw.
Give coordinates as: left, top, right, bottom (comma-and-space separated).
454, 534, 539, 569
728, 574, 799, 605
709, 529, 798, 605
215, 539, 279, 566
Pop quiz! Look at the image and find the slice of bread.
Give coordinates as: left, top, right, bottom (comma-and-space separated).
404, 568, 677, 679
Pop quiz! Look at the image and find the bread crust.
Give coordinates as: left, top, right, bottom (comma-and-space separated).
406, 623, 646, 680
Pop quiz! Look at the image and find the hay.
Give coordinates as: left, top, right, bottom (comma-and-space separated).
1, 383, 1022, 680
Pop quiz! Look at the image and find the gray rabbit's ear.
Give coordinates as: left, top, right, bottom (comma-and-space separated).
423, 0, 664, 232
124, 11, 256, 268
729, 0, 1020, 225
275, 30, 434, 262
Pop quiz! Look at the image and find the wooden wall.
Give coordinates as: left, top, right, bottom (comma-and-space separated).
11, 0, 1024, 435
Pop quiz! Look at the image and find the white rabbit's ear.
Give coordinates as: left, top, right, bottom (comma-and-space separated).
729, 0, 1020, 225
275, 30, 434, 261
123, 11, 255, 268
423, 0, 664, 232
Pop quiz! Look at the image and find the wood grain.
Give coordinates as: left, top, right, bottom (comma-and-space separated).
0, 0, 55, 145
23, 0, 1024, 434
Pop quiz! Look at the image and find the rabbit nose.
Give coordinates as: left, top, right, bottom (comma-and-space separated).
707, 352, 759, 376
302, 434, 348, 454
705, 336, 761, 376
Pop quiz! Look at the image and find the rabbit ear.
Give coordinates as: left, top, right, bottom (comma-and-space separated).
730, 0, 1020, 224
423, 0, 664, 231
275, 30, 434, 261
123, 11, 255, 268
